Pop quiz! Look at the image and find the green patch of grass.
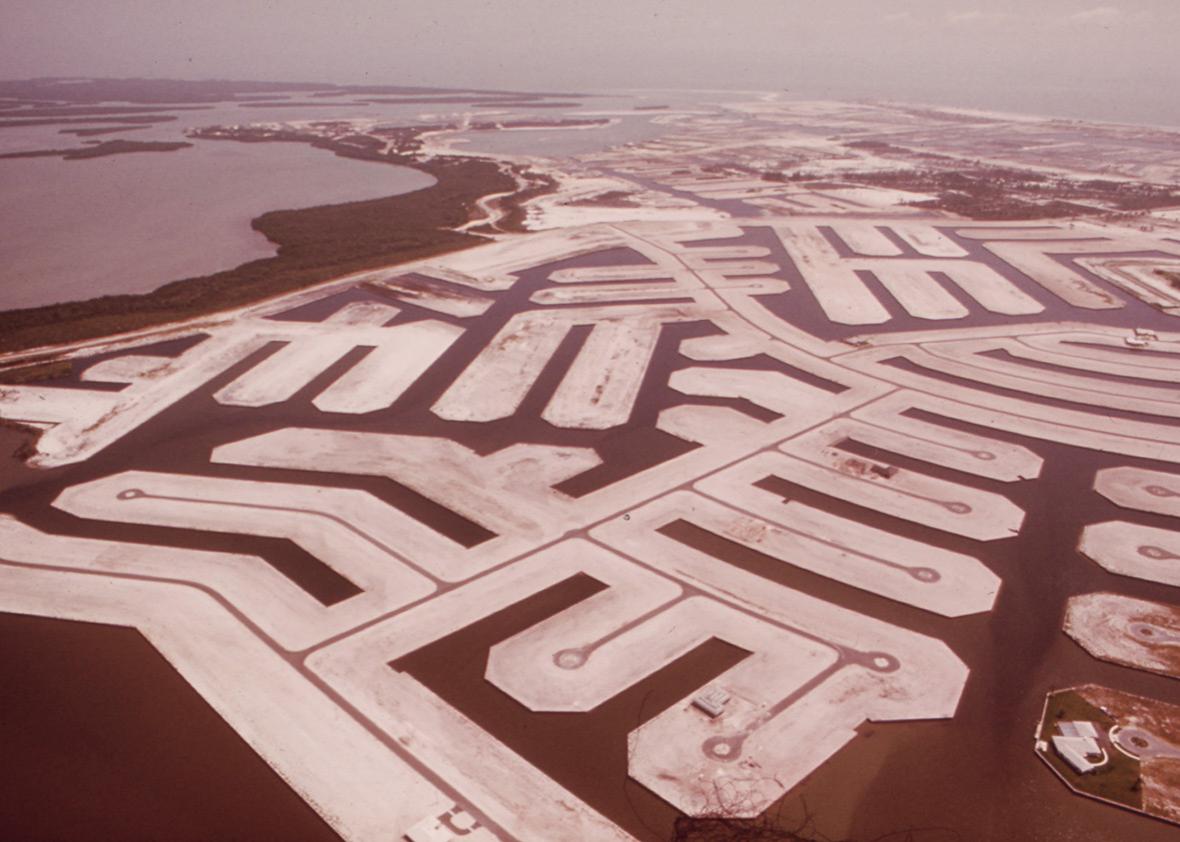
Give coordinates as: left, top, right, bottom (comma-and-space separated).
0, 359, 73, 384
1038, 690, 1142, 809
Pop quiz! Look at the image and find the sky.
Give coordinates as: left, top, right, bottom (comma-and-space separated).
2, 1, 1178, 120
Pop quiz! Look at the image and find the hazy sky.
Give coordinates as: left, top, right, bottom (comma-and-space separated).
2, 1, 1177, 107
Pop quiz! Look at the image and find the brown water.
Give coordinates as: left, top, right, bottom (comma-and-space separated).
0, 612, 341, 842
394, 575, 751, 842
3, 244, 1180, 840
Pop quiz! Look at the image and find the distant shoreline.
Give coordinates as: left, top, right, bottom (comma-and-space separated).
0, 139, 192, 161
0, 125, 531, 354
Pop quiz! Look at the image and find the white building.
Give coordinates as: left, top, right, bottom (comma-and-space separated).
1052, 721, 1108, 774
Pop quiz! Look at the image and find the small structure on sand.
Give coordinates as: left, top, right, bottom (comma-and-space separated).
1051, 720, 1107, 774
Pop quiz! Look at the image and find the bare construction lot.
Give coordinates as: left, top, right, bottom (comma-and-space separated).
5, 165, 1180, 837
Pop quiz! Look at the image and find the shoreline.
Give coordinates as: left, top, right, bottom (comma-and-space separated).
6, 89, 1180, 358
0, 126, 530, 354
0, 139, 193, 160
